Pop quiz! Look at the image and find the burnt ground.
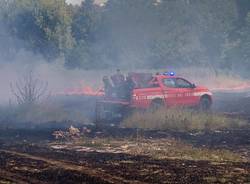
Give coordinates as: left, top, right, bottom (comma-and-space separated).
0, 128, 249, 184
0, 91, 249, 184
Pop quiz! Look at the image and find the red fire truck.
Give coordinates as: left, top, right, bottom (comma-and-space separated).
95, 72, 212, 122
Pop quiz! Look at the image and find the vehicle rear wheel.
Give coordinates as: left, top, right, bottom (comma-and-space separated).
150, 99, 164, 111
199, 97, 211, 111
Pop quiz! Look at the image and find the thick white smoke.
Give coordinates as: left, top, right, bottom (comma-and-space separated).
66, 0, 106, 5
0, 52, 106, 105
66, 0, 83, 5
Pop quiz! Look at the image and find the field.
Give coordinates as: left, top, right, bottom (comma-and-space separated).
0, 91, 250, 183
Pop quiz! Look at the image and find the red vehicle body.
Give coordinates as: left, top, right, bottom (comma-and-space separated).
95, 73, 212, 122
131, 74, 212, 109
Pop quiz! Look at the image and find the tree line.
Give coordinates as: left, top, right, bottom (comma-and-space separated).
0, 0, 250, 75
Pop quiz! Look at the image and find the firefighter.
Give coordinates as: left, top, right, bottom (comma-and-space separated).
111, 69, 125, 85
111, 69, 125, 98
124, 75, 135, 100
102, 76, 113, 97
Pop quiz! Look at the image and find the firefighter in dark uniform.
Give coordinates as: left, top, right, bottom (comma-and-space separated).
111, 69, 125, 98
102, 76, 113, 98
124, 75, 135, 100
111, 69, 125, 86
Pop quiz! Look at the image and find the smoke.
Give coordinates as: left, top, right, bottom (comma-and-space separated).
0, 16, 103, 105
0, 15, 97, 105
0, 0, 248, 105
66, 0, 106, 5
0, 55, 107, 105
66, 0, 83, 5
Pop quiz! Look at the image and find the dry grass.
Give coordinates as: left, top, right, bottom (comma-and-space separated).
52, 137, 246, 162
128, 138, 245, 162
122, 108, 248, 132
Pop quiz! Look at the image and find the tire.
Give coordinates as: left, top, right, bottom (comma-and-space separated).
150, 99, 164, 111
199, 96, 211, 111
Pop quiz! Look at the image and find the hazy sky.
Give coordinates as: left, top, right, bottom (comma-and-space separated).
66, 0, 106, 5
66, 0, 82, 5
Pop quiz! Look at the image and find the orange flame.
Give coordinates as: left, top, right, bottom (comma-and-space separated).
62, 86, 104, 96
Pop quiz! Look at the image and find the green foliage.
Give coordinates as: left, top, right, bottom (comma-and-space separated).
65, 40, 91, 69
2, 0, 74, 60
0, 0, 250, 74
65, 0, 101, 69
222, 11, 250, 74
71, 0, 97, 42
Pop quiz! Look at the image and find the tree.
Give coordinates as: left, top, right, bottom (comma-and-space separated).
95, 0, 157, 68
4, 0, 75, 60
65, 0, 105, 69
0, 0, 249, 75
65, 40, 91, 69
222, 12, 250, 75
148, 0, 237, 68
71, 0, 97, 43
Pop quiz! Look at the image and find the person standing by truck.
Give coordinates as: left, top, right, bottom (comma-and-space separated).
111, 69, 125, 98
124, 75, 135, 100
102, 76, 113, 98
111, 69, 125, 86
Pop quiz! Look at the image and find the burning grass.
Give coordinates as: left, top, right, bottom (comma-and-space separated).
59, 67, 250, 96
122, 108, 248, 132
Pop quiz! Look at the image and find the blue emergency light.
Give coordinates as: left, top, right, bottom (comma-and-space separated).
169, 71, 175, 76
163, 71, 175, 76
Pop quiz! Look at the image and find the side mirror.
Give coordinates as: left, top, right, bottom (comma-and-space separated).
191, 84, 196, 88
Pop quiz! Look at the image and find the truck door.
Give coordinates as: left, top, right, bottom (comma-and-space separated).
161, 78, 179, 106
175, 78, 196, 105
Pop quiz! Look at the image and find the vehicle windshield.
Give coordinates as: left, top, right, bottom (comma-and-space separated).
162, 78, 193, 88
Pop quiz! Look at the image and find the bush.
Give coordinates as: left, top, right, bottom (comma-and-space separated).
122, 108, 248, 132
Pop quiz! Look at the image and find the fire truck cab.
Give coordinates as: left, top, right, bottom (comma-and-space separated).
132, 73, 212, 110
95, 72, 212, 123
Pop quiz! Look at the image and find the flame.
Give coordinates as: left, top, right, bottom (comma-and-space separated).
58, 79, 250, 97
62, 86, 104, 96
